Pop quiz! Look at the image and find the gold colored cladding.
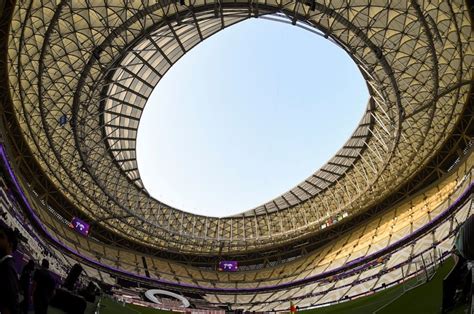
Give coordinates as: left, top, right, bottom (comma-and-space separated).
6, 0, 473, 252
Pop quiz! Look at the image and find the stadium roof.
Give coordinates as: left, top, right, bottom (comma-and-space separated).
3, 0, 472, 254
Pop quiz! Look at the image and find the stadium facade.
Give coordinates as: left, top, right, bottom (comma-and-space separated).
0, 0, 472, 311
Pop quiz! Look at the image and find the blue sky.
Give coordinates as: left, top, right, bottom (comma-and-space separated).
136, 18, 368, 217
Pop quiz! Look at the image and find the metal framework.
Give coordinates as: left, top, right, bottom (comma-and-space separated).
1, 0, 472, 256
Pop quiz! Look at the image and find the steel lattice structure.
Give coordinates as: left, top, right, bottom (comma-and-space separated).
0, 0, 472, 257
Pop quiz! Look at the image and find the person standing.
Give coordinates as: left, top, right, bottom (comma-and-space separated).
19, 259, 35, 314
32, 259, 55, 314
0, 225, 20, 314
290, 301, 297, 314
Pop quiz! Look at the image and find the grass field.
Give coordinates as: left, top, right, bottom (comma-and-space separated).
375, 259, 453, 314
88, 256, 468, 314
303, 257, 463, 314
300, 282, 408, 314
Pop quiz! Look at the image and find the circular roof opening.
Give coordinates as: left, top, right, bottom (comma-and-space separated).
137, 18, 368, 217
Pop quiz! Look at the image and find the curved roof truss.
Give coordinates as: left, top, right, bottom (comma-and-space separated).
6, 0, 473, 254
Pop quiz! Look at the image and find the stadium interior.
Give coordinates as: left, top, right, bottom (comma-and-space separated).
0, 0, 472, 313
